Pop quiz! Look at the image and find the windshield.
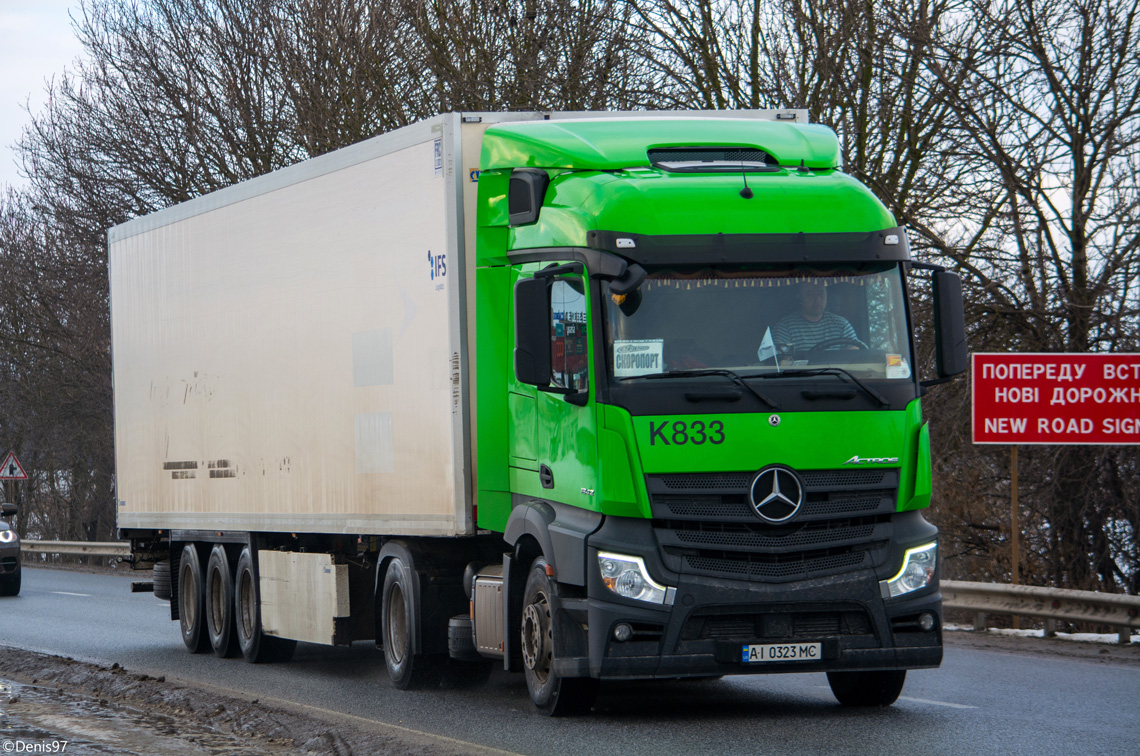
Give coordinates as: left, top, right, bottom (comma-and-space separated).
604, 263, 913, 381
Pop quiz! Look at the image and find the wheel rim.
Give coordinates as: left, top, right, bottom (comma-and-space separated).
179, 561, 196, 631
208, 566, 224, 635
238, 568, 255, 641
521, 592, 552, 684
387, 582, 407, 664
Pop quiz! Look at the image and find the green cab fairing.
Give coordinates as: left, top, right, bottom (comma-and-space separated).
473, 117, 930, 533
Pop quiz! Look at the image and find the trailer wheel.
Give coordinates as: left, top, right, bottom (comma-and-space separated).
521, 557, 598, 716
381, 558, 444, 689
206, 545, 238, 658
177, 544, 209, 653
234, 547, 296, 664
826, 670, 906, 707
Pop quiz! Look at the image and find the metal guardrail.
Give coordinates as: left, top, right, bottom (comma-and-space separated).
943, 579, 1140, 644
16, 543, 1140, 643
20, 540, 131, 558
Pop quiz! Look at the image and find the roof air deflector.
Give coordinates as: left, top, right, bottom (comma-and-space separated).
648, 147, 779, 173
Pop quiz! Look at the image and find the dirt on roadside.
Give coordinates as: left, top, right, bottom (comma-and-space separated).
0, 647, 496, 756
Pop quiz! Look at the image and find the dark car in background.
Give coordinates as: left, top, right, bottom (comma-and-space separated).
0, 503, 19, 596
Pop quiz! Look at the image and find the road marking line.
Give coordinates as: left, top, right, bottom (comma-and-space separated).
899, 696, 977, 709
52, 591, 91, 597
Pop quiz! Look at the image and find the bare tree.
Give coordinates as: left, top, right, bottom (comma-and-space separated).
405, 0, 653, 112
921, 0, 1140, 591
0, 189, 114, 540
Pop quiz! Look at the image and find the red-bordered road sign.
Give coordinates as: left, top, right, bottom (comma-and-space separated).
972, 353, 1140, 445
0, 451, 28, 480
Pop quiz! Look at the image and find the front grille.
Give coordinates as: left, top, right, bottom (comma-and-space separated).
653, 494, 887, 521
648, 468, 898, 583
659, 473, 753, 490
685, 550, 868, 578
682, 607, 873, 641
669, 521, 878, 550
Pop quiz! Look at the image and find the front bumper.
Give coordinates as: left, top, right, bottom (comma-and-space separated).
572, 568, 941, 679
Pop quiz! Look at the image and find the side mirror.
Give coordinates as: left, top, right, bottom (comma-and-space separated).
932, 270, 968, 379
1, 503, 16, 517
514, 276, 551, 386
508, 168, 550, 227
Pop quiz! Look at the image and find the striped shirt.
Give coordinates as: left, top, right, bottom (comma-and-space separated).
771, 312, 862, 356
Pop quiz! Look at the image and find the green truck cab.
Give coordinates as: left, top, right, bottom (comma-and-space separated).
470, 118, 966, 713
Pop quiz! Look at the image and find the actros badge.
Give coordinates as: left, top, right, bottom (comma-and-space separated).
749, 466, 805, 523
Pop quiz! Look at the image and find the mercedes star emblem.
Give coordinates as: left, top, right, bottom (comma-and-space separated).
749, 466, 805, 523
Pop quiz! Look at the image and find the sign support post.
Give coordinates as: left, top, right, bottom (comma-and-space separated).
1010, 445, 1019, 629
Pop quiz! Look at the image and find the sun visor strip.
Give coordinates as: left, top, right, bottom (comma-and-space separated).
584, 228, 911, 265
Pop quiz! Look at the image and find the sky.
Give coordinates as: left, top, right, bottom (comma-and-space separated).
0, 1, 83, 190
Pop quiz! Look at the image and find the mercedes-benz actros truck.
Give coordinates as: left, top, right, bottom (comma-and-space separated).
111, 110, 967, 715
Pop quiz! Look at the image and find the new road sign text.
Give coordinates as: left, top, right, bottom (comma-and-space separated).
972, 353, 1140, 445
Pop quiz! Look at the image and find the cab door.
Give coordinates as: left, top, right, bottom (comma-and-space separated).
536, 274, 598, 507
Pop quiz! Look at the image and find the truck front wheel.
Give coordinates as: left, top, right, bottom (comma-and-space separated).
381, 558, 444, 689
521, 558, 598, 716
826, 670, 906, 706
178, 544, 208, 653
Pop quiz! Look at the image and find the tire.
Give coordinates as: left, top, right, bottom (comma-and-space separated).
234, 547, 297, 664
177, 544, 209, 653
381, 557, 444, 690
153, 560, 172, 601
521, 557, 598, 716
0, 564, 20, 597
827, 670, 907, 707
205, 545, 238, 658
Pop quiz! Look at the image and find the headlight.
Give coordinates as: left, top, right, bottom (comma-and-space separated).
0, 529, 15, 544
881, 542, 937, 598
597, 551, 673, 605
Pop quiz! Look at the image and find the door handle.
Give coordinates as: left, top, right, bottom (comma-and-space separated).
539, 464, 554, 489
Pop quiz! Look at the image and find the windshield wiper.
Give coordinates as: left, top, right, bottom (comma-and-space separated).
639, 369, 780, 409
746, 367, 890, 407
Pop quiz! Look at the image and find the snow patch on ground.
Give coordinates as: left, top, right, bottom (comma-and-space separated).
944, 623, 1138, 645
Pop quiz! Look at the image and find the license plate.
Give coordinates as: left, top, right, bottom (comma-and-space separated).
741, 642, 822, 663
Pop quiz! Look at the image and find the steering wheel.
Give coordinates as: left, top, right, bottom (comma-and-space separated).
807, 338, 866, 355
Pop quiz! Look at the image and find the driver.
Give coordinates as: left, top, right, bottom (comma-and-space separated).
769, 281, 864, 358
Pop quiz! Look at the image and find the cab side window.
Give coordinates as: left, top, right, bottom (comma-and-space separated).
550, 278, 588, 391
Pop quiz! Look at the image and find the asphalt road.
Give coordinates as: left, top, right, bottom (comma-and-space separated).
1, 567, 1137, 756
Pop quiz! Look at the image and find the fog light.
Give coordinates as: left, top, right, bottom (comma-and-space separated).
613, 623, 633, 642
919, 612, 936, 632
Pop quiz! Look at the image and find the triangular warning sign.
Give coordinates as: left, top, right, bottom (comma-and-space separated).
0, 451, 28, 480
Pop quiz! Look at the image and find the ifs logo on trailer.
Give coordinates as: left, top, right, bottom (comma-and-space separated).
428, 250, 447, 291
